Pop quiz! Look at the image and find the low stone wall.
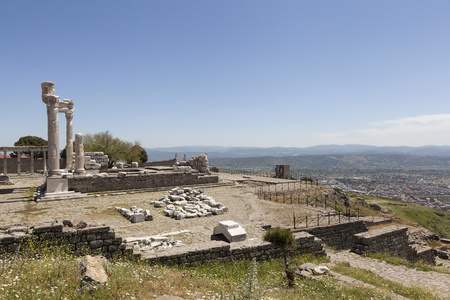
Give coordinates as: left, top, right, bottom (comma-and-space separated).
142, 231, 325, 266
293, 220, 368, 249
144, 159, 177, 167
351, 225, 435, 264
0, 222, 131, 259
0, 221, 325, 266
68, 172, 219, 193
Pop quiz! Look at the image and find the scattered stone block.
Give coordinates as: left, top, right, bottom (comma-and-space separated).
0, 175, 14, 185
213, 221, 247, 243
115, 206, 153, 223
130, 213, 145, 223
79, 255, 108, 288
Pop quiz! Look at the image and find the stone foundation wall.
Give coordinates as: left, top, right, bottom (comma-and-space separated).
0, 222, 131, 259
351, 225, 435, 264
0, 222, 325, 266
68, 172, 219, 193
293, 220, 368, 249
143, 232, 325, 266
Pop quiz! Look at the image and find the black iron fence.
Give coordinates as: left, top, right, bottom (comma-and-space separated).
255, 181, 338, 210
293, 209, 359, 229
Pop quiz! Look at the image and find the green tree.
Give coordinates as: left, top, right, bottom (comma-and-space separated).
125, 144, 148, 164
83, 131, 147, 168
263, 227, 298, 287
13, 136, 48, 159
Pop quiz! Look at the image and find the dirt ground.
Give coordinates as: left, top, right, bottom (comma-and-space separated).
0, 174, 330, 244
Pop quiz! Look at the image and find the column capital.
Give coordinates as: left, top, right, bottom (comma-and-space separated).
65, 109, 74, 121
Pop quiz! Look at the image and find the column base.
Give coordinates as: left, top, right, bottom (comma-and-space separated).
46, 177, 69, 193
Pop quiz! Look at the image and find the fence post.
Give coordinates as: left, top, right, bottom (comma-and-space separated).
275, 184, 277, 202
338, 211, 340, 223
306, 215, 308, 228
293, 212, 296, 229
317, 214, 320, 226
328, 212, 330, 225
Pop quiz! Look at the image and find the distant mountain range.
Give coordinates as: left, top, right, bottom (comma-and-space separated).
145, 145, 450, 161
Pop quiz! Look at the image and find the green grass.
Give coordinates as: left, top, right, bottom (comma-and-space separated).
332, 262, 442, 300
347, 193, 450, 239
363, 252, 450, 275
0, 247, 395, 300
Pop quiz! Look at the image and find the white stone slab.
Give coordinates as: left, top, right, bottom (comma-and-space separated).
213, 220, 247, 243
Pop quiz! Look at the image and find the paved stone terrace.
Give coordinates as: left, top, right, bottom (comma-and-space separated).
328, 250, 450, 299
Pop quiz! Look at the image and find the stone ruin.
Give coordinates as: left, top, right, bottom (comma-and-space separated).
152, 187, 228, 219
124, 235, 184, 254
212, 220, 247, 243
115, 206, 153, 223
83, 152, 108, 172
173, 153, 211, 174
0, 175, 13, 185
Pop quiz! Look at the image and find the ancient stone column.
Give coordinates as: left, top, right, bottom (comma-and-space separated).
41, 81, 61, 177
3, 151, 6, 175
17, 152, 21, 175
30, 151, 34, 175
65, 108, 74, 170
43, 150, 47, 174
183, 153, 187, 161
74, 133, 86, 176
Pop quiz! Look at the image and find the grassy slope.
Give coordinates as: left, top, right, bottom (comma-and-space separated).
347, 193, 450, 239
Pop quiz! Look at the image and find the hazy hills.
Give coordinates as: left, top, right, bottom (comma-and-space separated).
146, 145, 450, 161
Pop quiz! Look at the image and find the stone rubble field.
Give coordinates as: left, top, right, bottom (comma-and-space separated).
153, 187, 228, 219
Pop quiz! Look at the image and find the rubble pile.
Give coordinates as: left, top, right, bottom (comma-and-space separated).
125, 235, 183, 253
115, 206, 153, 223
152, 187, 228, 220
407, 228, 439, 246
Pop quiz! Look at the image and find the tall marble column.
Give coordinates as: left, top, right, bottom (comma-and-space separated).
65, 108, 74, 170
43, 151, 47, 174
74, 133, 86, 176
41, 81, 61, 177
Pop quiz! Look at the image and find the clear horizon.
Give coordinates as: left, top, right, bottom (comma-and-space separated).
2, 1, 450, 149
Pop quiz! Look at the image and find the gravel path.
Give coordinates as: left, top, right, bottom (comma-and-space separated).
329, 250, 450, 299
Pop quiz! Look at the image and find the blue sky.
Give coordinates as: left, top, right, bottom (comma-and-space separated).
1, 1, 450, 148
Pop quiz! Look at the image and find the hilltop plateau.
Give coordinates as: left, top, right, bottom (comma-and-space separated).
0, 174, 449, 299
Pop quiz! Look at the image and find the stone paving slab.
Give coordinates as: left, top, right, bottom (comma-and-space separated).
329, 250, 450, 299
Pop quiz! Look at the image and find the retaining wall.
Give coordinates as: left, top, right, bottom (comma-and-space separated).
68, 172, 219, 193
142, 231, 325, 266
0, 221, 325, 266
352, 225, 435, 264
293, 220, 368, 249
0, 222, 132, 259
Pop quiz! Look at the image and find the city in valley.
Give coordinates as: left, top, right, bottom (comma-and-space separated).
320, 171, 450, 212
